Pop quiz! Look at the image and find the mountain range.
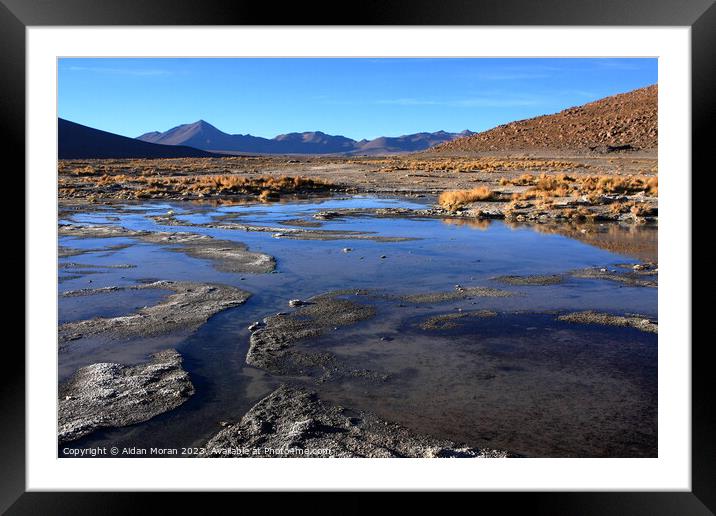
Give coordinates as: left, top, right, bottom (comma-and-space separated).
58, 85, 656, 159
137, 120, 473, 155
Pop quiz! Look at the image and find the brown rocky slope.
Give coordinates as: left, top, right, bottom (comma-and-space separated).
432, 85, 657, 153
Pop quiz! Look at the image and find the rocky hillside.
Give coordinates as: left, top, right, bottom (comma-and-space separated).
432, 85, 657, 153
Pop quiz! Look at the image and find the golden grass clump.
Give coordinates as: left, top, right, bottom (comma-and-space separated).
374, 157, 587, 175
508, 173, 657, 201
578, 175, 658, 196
69, 165, 98, 176
58, 170, 335, 200
559, 207, 596, 222
500, 173, 537, 186
438, 187, 494, 211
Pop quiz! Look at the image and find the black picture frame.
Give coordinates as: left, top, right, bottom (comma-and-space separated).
7, 0, 710, 512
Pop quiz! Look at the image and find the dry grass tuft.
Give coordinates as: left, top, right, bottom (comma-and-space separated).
371, 157, 588, 174
68, 165, 99, 176
438, 187, 495, 211
505, 173, 657, 201
59, 170, 334, 201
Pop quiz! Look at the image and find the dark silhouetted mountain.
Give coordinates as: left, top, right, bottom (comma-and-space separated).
59, 119, 218, 159
137, 120, 473, 155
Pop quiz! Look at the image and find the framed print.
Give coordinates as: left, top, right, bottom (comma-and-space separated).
8, 0, 712, 511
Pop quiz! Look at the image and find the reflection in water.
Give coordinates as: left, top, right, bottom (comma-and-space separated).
508, 221, 657, 262
439, 217, 657, 263
441, 217, 492, 230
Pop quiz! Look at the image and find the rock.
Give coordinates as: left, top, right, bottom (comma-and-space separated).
59, 281, 251, 343
201, 385, 511, 458
572, 267, 657, 288
288, 299, 308, 307
247, 292, 377, 377
419, 310, 498, 331
58, 349, 194, 443
396, 286, 513, 304
493, 274, 564, 286
557, 311, 657, 333
313, 211, 341, 220
58, 224, 275, 274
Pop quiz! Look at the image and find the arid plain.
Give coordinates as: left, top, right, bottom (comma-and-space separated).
58, 85, 658, 458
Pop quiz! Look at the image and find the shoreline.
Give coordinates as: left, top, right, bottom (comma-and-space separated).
58, 152, 658, 225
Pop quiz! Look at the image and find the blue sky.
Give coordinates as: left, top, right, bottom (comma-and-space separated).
58, 58, 657, 140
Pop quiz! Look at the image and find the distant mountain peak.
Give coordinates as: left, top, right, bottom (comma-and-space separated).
191, 119, 215, 128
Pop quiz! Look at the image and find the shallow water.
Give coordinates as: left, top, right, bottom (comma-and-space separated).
59, 287, 172, 324
58, 196, 657, 457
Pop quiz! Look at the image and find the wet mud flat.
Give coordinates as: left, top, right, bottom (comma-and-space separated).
202, 385, 510, 458
58, 196, 657, 458
304, 310, 657, 457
